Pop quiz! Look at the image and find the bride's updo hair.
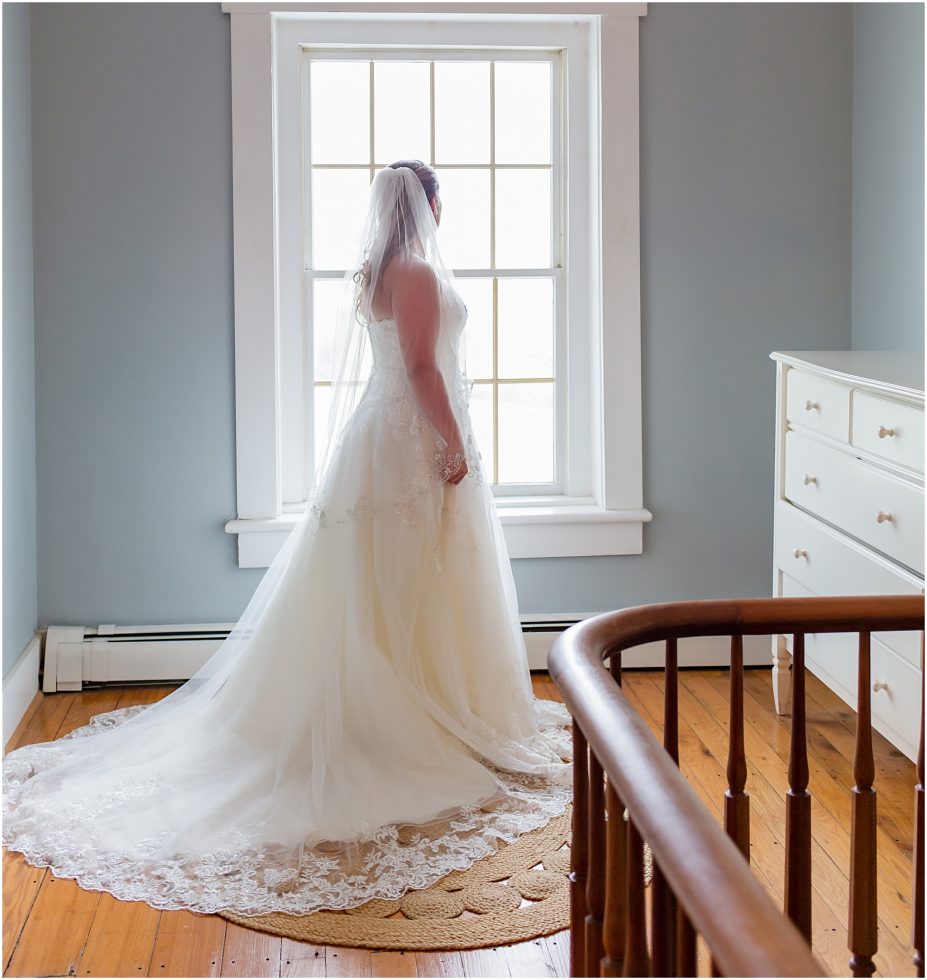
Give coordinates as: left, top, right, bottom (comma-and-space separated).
353, 160, 440, 316
388, 159, 440, 207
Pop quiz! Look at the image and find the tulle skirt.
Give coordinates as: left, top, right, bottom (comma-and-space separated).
2, 374, 573, 916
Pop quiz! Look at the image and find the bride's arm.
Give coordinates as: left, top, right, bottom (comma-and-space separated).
390, 260, 464, 454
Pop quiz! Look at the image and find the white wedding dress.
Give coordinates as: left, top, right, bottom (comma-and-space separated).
2, 275, 573, 917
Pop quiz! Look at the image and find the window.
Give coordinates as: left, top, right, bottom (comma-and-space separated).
305, 52, 562, 492
222, 3, 650, 566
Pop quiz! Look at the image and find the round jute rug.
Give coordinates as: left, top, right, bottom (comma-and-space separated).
218, 807, 653, 951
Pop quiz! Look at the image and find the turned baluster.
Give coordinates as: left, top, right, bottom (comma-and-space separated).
785, 632, 812, 940
602, 777, 628, 976
725, 634, 750, 860
611, 648, 623, 687
676, 910, 697, 977
912, 630, 924, 978
587, 749, 607, 972
571, 723, 590, 978
585, 650, 623, 975
664, 637, 679, 766
708, 634, 750, 977
849, 631, 878, 978
651, 638, 679, 976
649, 863, 676, 978
623, 816, 650, 977
667, 638, 696, 977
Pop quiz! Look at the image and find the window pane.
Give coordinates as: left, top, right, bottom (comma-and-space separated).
453, 278, 493, 379
497, 278, 554, 379
310, 169, 371, 269
468, 383, 495, 481
313, 384, 333, 474
434, 168, 491, 269
310, 61, 369, 164
498, 382, 554, 484
495, 169, 551, 268
311, 280, 346, 382
495, 61, 551, 165
435, 62, 490, 165
374, 62, 430, 165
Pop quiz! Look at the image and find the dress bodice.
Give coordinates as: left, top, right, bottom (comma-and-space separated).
366, 280, 468, 383
356, 278, 479, 483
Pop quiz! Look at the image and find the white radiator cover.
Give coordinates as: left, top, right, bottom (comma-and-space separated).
42, 616, 772, 692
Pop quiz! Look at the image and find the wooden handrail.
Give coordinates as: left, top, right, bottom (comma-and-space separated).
549, 594, 925, 978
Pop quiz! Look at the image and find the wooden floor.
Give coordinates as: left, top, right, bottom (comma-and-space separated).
2, 670, 918, 978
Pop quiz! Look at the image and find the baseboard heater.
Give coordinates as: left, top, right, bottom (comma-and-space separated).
43, 623, 234, 692
43, 616, 772, 692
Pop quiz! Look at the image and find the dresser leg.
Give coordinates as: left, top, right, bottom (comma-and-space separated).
772, 633, 792, 714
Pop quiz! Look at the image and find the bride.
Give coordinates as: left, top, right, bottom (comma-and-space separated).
2, 160, 573, 917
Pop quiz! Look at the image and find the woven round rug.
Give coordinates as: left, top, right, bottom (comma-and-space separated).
218, 807, 653, 951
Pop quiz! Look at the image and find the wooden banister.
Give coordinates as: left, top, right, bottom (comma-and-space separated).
549, 594, 925, 978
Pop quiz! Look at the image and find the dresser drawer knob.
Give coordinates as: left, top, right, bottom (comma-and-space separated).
877, 510, 894, 524
803, 474, 817, 486
793, 548, 808, 559
878, 426, 896, 439
804, 400, 819, 411
873, 680, 889, 693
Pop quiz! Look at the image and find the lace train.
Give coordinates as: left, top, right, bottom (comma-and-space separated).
3, 698, 572, 917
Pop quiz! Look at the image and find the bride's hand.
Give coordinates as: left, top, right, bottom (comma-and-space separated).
437, 442, 469, 485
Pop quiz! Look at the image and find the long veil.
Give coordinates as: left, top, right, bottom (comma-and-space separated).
4, 166, 469, 773
2, 165, 571, 916
313, 164, 472, 497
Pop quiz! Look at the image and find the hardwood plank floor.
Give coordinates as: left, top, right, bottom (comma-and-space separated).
2, 671, 918, 978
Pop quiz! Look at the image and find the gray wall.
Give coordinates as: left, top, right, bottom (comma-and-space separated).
3, 3, 38, 679
27, 3, 856, 630
851, 2, 925, 352
518, 2, 853, 612
31, 3, 264, 630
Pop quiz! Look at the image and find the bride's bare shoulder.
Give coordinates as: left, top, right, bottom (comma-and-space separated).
382, 253, 437, 288
381, 256, 441, 322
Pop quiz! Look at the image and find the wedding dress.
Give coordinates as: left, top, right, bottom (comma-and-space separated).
2, 165, 573, 917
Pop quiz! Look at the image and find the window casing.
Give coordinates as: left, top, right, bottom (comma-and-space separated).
222, 4, 650, 566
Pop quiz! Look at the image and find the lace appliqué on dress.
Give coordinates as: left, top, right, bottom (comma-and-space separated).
312, 364, 483, 535
310, 495, 384, 529
2, 700, 572, 917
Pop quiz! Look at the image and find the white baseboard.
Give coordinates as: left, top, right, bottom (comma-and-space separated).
523, 613, 772, 671
38, 615, 774, 694
3, 633, 42, 748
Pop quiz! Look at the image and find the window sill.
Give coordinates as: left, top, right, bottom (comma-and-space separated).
225, 498, 653, 567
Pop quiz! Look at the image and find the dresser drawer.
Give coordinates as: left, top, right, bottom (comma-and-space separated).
774, 500, 923, 668
781, 573, 922, 760
851, 390, 925, 474
786, 368, 851, 442
784, 429, 925, 574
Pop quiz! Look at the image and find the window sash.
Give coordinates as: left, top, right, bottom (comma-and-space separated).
290, 40, 572, 500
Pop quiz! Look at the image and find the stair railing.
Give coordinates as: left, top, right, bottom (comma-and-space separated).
548, 594, 925, 978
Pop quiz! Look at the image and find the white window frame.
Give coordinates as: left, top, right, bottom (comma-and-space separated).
221, 2, 650, 566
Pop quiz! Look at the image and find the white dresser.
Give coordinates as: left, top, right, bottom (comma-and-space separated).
771, 351, 925, 762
